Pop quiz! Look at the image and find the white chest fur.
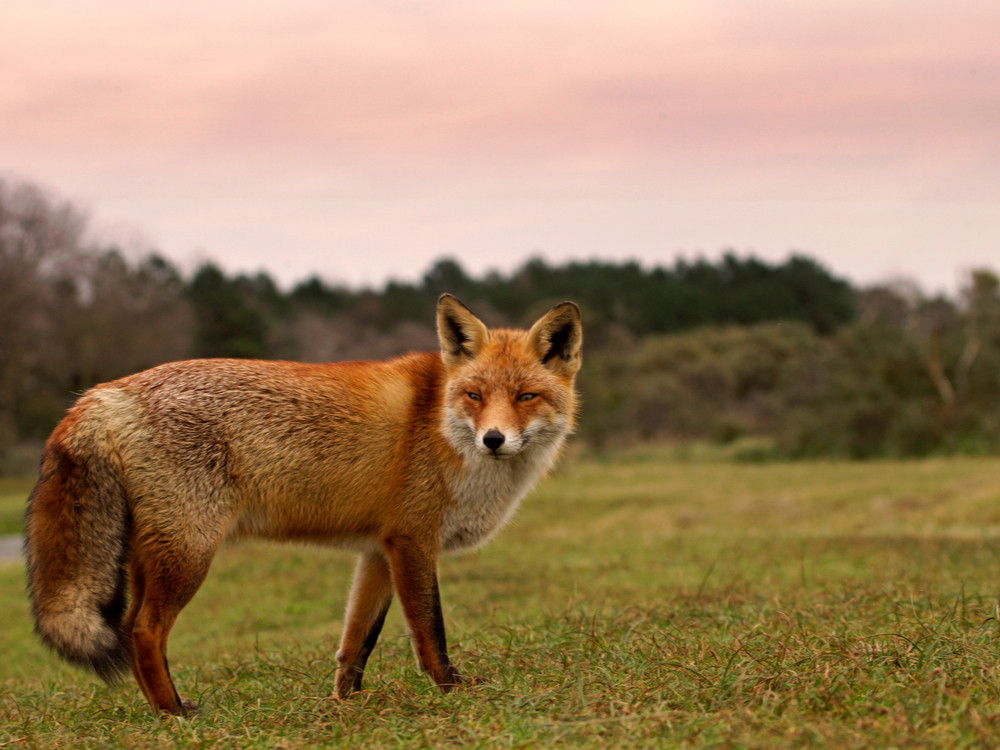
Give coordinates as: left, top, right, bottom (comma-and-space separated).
440, 439, 562, 552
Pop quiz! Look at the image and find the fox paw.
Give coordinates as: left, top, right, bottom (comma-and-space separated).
335, 667, 364, 699
438, 667, 484, 691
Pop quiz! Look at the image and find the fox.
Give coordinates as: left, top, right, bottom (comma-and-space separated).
24, 294, 582, 715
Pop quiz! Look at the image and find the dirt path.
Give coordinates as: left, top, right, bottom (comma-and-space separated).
0, 535, 23, 563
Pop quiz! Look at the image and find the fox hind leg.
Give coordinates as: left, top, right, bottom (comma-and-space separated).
336, 551, 394, 698
127, 541, 214, 715
123, 560, 152, 707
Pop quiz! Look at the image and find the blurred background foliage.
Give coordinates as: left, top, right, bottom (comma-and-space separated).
3, 178, 999, 472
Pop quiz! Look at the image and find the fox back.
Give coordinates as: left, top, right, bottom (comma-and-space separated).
25, 294, 582, 715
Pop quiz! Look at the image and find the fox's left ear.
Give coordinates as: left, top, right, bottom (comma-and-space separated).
438, 294, 490, 368
528, 302, 583, 376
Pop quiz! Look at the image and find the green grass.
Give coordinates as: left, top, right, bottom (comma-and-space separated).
4, 447, 1000, 747
0, 476, 33, 535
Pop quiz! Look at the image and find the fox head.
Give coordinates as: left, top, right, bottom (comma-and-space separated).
437, 294, 582, 461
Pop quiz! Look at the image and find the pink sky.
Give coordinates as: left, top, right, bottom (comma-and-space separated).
2, 1, 998, 293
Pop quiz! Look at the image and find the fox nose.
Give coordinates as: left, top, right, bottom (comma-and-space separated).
483, 429, 505, 452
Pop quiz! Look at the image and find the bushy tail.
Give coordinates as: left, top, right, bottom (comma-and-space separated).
24, 431, 132, 682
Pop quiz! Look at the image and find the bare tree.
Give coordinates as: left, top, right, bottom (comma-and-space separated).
0, 180, 194, 458
0, 180, 89, 448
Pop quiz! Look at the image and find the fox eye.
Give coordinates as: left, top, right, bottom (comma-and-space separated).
517, 392, 538, 402
466, 392, 482, 401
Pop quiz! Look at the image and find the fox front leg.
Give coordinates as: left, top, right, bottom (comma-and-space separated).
383, 538, 462, 691
336, 551, 394, 698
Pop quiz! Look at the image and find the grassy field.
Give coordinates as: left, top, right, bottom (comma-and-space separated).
3, 447, 1000, 747
0, 476, 33, 535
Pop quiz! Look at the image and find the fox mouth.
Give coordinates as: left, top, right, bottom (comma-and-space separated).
478, 442, 520, 460
486, 433, 530, 459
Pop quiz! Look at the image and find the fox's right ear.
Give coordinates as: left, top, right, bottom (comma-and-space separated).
528, 301, 582, 376
437, 294, 490, 367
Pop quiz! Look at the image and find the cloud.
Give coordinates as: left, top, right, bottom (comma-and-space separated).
4, 2, 997, 170
0, 0, 996, 291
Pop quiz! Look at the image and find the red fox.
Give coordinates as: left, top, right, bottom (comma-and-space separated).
25, 294, 582, 715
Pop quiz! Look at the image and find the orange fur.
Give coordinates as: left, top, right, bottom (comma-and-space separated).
24, 295, 582, 715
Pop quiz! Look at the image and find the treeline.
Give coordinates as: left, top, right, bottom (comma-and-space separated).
585, 273, 1000, 458
2, 178, 999, 470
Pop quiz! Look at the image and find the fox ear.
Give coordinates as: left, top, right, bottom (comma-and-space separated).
528, 301, 583, 375
438, 294, 490, 367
